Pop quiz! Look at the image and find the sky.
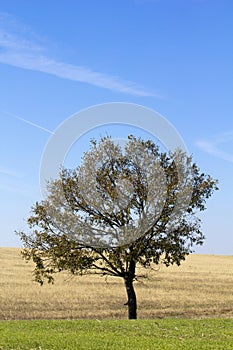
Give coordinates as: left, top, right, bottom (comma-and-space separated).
0, 0, 232, 254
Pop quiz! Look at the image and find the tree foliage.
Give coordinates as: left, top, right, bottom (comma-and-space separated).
18, 136, 218, 319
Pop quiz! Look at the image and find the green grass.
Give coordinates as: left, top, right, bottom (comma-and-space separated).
0, 319, 232, 350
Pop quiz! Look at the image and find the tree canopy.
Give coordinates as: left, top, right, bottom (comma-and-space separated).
18, 135, 218, 319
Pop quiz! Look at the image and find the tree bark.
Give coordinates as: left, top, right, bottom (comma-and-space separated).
124, 259, 137, 319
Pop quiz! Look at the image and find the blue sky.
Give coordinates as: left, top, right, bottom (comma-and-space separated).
0, 0, 232, 254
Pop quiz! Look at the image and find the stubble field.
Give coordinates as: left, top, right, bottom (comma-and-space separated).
0, 247, 232, 320
1, 248, 233, 349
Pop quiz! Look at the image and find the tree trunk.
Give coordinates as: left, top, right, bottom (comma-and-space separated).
124, 259, 137, 319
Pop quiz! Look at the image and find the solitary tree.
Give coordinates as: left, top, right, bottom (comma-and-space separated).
18, 136, 218, 319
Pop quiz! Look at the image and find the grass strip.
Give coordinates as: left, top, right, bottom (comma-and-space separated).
0, 318, 232, 350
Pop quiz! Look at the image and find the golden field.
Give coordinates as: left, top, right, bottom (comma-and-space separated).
0, 247, 232, 320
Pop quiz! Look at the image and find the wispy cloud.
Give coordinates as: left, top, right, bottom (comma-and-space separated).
0, 164, 36, 198
196, 131, 233, 163
0, 182, 37, 198
0, 166, 23, 178
3, 110, 54, 134
0, 12, 157, 97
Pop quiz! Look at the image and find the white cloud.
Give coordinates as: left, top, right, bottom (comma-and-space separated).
0, 13, 157, 97
0, 166, 23, 178
0, 182, 35, 198
196, 132, 233, 163
3, 110, 54, 134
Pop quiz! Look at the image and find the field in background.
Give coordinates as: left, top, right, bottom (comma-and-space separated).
0, 248, 233, 320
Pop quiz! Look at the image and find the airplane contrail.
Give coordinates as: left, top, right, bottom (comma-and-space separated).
3, 110, 54, 134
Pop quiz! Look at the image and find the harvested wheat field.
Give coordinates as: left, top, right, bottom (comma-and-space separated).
0, 247, 232, 320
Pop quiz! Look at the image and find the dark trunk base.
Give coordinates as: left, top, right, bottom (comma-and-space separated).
124, 277, 137, 319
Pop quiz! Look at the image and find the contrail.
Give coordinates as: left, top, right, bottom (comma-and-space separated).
3, 110, 54, 134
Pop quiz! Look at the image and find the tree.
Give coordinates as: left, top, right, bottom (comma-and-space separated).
18, 135, 218, 319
